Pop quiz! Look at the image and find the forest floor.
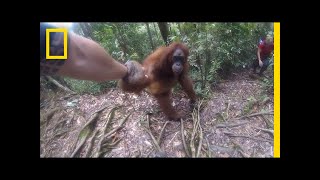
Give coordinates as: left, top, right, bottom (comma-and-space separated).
40, 70, 274, 158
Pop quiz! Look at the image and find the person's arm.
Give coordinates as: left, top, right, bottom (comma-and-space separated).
58, 32, 127, 82
40, 23, 127, 82
40, 22, 149, 92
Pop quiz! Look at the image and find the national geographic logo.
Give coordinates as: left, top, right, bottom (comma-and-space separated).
46, 28, 68, 59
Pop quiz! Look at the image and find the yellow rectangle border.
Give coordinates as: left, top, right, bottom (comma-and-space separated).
46, 28, 68, 59
274, 22, 280, 158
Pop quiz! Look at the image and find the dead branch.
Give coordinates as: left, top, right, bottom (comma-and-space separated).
143, 114, 163, 154
210, 144, 234, 154
190, 111, 197, 157
61, 93, 78, 100
167, 131, 179, 145
215, 121, 249, 128
261, 116, 273, 129
230, 139, 250, 157
224, 132, 273, 143
205, 137, 212, 158
91, 104, 113, 118
147, 149, 154, 157
46, 76, 76, 94
238, 149, 251, 158
189, 99, 204, 158
157, 121, 169, 145
196, 100, 204, 157
226, 102, 230, 119
54, 129, 69, 138
123, 94, 136, 111
252, 126, 274, 136
144, 128, 162, 152
233, 110, 274, 120
181, 119, 191, 157
231, 140, 245, 152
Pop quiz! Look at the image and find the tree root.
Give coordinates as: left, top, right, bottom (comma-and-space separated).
182, 99, 204, 157
142, 114, 166, 156
252, 126, 274, 136
157, 121, 169, 145
224, 132, 273, 143
181, 119, 191, 157
94, 111, 131, 157
261, 116, 273, 129
103, 112, 131, 139
85, 130, 99, 157
196, 124, 203, 158
233, 110, 274, 121
215, 121, 249, 128
71, 106, 109, 157
238, 149, 251, 157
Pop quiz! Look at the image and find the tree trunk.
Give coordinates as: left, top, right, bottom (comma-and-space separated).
79, 23, 94, 40
153, 23, 161, 45
157, 22, 169, 46
177, 23, 184, 37
204, 23, 211, 89
73, 23, 85, 36
196, 54, 204, 89
112, 24, 129, 59
146, 23, 155, 51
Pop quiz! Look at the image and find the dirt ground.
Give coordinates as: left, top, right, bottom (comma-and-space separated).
40, 70, 274, 158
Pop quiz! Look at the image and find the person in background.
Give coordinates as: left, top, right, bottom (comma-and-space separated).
252, 34, 274, 76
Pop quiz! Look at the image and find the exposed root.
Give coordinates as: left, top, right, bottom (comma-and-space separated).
43, 107, 60, 124
261, 116, 273, 129
71, 106, 109, 157
232, 110, 274, 121
183, 99, 204, 157
252, 126, 274, 136
215, 121, 249, 128
181, 119, 191, 157
85, 130, 99, 157
157, 121, 169, 145
95, 111, 131, 157
196, 124, 203, 158
224, 132, 273, 143
103, 112, 131, 139
205, 137, 212, 157
142, 114, 166, 156
238, 149, 251, 157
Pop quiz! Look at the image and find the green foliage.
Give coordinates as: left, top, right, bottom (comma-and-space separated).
68, 22, 273, 94
260, 62, 274, 94
63, 77, 116, 94
89, 23, 163, 62
213, 23, 272, 76
242, 96, 258, 115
